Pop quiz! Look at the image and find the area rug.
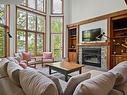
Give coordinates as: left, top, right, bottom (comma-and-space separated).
36, 64, 104, 81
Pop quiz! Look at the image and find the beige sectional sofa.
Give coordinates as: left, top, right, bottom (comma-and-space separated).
0, 58, 127, 95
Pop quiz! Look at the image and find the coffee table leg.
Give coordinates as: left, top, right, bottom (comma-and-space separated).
79, 68, 82, 74
49, 66, 51, 74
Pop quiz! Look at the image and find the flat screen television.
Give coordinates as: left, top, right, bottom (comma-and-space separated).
82, 28, 101, 42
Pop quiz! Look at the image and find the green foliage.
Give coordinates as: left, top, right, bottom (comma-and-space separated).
51, 17, 63, 58
0, 26, 5, 57
17, 10, 26, 29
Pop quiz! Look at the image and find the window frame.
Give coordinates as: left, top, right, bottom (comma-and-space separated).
0, 5, 10, 57
16, 7, 46, 56
20, 0, 47, 14
51, 0, 64, 15
50, 16, 64, 58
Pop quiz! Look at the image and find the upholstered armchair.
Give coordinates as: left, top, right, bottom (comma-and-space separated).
22, 52, 37, 68
42, 52, 54, 66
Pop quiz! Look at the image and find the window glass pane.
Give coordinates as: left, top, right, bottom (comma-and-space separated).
28, 13, 36, 31
17, 31, 26, 52
51, 34, 62, 58
52, 0, 63, 14
17, 9, 26, 29
37, 15, 45, 32
21, 0, 27, 6
37, 33, 43, 55
28, 32, 35, 55
51, 17, 63, 33
0, 4, 6, 24
0, 26, 5, 57
28, 0, 35, 9
37, 0, 46, 12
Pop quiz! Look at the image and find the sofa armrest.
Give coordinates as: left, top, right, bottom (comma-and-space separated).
87, 70, 105, 78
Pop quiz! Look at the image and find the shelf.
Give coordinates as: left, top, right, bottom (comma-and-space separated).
111, 54, 127, 57
68, 48, 76, 50
79, 42, 109, 46
113, 27, 127, 32
113, 36, 127, 38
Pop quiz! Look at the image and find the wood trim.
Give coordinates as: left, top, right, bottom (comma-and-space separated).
124, 0, 127, 5
6, 5, 10, 57
16, 7, 46, 56
78, 42, 110, 46
51, 0, 64, 15
50, 16, 64, 58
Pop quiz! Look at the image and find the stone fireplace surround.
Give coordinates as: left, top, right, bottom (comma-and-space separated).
78, 45, 107, 70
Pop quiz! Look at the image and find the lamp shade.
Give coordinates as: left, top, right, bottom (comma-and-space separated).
0, 0, 23, 4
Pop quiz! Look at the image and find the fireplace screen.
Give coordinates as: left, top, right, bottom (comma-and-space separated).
82, 48, 101, 67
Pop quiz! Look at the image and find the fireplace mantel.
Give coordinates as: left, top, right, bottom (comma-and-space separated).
78, 42, 110, 46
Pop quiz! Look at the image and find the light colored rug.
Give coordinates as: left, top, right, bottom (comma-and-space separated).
36, 64, 105, 81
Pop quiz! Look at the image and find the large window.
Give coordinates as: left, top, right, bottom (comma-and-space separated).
16, 8, 45, 56
51, 0, 64, 60
50, 17, 63, 59
0, 4, 9, 57
21, 0, 46, 13
51, 0, 63, 14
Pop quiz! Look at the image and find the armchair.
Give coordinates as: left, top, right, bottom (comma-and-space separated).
22, 52, 37, 68
42, 52, 54, 66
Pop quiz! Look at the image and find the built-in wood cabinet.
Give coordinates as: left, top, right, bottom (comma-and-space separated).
110, 15, 127, 68
67, 9, 127, 69
67, 25, 78, 62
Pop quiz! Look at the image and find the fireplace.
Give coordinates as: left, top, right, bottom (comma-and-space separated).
82, 48, 101, 67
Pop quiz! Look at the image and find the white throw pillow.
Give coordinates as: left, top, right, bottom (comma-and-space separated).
7, 61, 23, 85
19, 68, 58, 95
64, 72, 91, 95
73, 72, 116, 95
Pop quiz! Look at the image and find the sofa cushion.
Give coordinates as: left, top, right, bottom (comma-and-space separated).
64, 72, 91, 95
0, 58, 9, 78
108, 89, 123, 95
19, 68, 58, 95
7, 61, 23, 85
73, 72, 116, 95
114, 80, 127, 95
109, 61, 127, 86
48, 75, 63, 95
0, 77, 25, 95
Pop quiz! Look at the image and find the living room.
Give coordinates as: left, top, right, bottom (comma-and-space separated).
0, 0, 127, 95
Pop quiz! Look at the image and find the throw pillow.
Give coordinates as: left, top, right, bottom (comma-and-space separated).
19, 63, 27, 69
19, 68, 58, 95
109, 61, 127, 86
73, 72, 116, 95
64, 72, 91, 95
7, 61, 23, 85
22, 52, 31, 61
43, 52, 52, 59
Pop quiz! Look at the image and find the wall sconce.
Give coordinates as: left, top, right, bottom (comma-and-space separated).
7, 32, 12, 38
96, 32, 127, 47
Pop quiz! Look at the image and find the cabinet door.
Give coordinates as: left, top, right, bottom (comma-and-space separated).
115, 56, 127, 65
68, 52, 77, 62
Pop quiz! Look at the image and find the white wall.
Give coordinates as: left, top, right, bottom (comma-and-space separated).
79, 19, 107, 43
70, 0, 127, 23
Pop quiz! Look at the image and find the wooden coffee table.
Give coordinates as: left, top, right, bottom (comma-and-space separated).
46, 62, 84, 81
